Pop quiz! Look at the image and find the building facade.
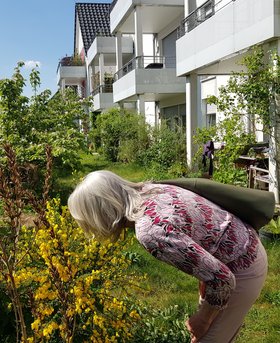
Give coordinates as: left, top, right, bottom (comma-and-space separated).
57, 0, 280, 199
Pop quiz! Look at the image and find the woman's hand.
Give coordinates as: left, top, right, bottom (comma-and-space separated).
186, 311, 212, 342
186, 298, 220, 342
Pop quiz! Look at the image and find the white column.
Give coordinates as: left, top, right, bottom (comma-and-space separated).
99, 53, 105, 88
155, 101, 160, 127
134, 6, 143, 57
137, 95, 145, 115
61, 78, 66, 92
186, 73, 202, 166
184, 0, 189, 16
87, 64, 92, 95
91, 61, 97, 90
116, 32, 123, 71
268, 40, 280, 203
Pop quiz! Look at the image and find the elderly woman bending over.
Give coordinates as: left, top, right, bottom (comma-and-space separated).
68, 170, 267, 343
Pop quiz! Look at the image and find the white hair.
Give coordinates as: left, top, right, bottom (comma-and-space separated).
68, 170, 146, 242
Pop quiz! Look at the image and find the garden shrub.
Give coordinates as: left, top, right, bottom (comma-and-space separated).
139, 123, 188, 180
0, 197, 144, 343
15, 199, 143, 343
0, 144, 144, 342
90, 109, 150, 163
90, 110, 188, 180
131, 304, 190, 343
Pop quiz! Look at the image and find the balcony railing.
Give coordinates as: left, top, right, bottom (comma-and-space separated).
57, 55, 85, 73
177, 0, 236, 38
91, 84, 113, 96
114, 55, 176, 81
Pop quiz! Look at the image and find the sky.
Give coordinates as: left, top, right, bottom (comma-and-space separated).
0, 0, 112, 97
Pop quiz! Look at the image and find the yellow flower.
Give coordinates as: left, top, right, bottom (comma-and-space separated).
31, 319, 40, 331
129, 310, 140, 319
42, 321, 59, 337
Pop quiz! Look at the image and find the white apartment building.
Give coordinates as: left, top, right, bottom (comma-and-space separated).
57, 0, 279, 199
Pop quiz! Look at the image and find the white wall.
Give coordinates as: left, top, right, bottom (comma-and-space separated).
77, 24, 84, 55
143, 34, 154, 55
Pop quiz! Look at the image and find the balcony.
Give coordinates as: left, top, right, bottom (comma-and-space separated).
114, 55, 173, 80
91, 83, 115, 112
110, 0, 184, 34
113, 55, 185, 103
176, 0, 279, 76
92, 84, 113, 96
57, 56, 86, 87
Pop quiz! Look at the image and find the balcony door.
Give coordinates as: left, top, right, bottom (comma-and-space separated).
162, 30, 177, 68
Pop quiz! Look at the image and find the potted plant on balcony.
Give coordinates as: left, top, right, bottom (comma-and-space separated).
104, 72, 114, 92
259, 216, 280, 242
72, 53, 84, 66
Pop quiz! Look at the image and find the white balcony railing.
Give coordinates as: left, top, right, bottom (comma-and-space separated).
91, 84, 113, 96
177, 0, 235, 38
114, 55, 176, 81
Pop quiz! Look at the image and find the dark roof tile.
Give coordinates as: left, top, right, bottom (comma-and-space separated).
75, 3, 112, 53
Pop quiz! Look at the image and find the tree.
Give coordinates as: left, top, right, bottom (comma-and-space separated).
0, 62, 90, 171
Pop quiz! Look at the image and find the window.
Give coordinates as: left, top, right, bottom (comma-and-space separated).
197, 0, 214, 22
206, 113, 216, 128
161, 104, 186, 130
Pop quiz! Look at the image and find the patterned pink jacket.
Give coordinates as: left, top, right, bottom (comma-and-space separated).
135, 184, 259, 309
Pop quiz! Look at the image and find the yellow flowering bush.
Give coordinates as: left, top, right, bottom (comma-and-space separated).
0, 145, 146, 342
7, 199, 142, 342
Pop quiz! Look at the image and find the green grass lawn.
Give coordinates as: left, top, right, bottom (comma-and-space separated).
61, 153, 280, 342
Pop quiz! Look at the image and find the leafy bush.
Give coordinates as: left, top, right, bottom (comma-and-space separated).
90, 108, 150, 163
261, 217, 280, 234
139, 122, 187, 180
131, 304, 190, 343
90, 110, 188, 180
141, 122, 186, 170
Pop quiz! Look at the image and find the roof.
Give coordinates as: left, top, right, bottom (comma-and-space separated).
75, 3, 112, 54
